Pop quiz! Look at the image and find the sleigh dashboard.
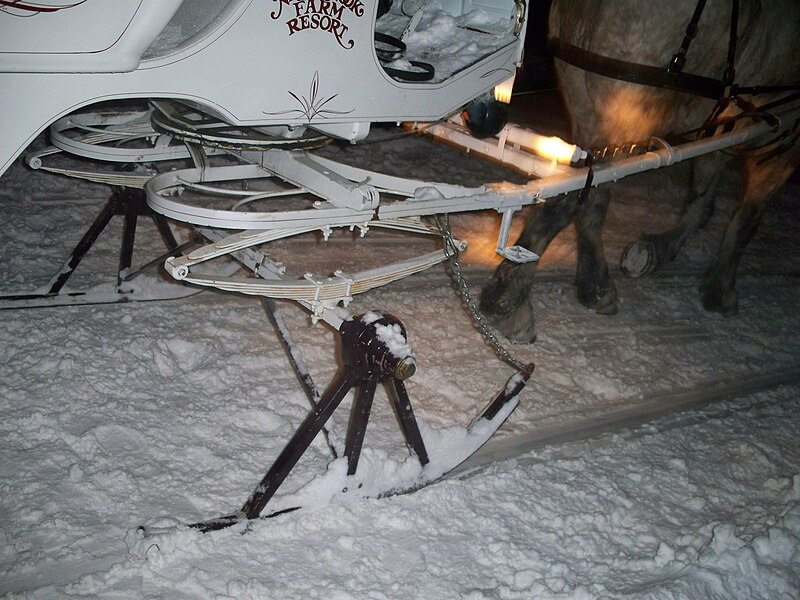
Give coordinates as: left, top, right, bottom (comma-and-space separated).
0, 0, 528, 176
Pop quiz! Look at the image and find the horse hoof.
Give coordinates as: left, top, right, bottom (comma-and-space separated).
620, 240, 657, 279
701, 286, 739, 316
594, 289, 619, 315
480, 295, 538, 343
489, 309, 538, 344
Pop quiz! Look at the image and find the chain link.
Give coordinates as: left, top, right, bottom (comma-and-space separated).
435, 215, 530, 373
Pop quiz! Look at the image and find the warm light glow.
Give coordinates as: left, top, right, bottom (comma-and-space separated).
493, 74, 515, 104
501, 126, 586, 164
600, 88, 664, 145
532, 135, 581, 164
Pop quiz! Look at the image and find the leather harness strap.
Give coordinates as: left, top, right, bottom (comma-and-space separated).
546, 36, 726, 99
668, 0, 710, 74
547, 0, 799, 103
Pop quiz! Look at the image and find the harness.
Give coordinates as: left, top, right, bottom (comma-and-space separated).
547, 0, 800, 204
547, 0, 800, 137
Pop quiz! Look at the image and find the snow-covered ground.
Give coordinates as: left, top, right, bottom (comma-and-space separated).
1, 111, 799, 599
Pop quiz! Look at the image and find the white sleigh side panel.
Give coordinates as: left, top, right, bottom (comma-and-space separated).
0, 0, 528, 176
0, 0, 184, 72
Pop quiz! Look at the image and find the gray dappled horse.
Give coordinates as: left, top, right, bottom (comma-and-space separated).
480, 0, 800, 342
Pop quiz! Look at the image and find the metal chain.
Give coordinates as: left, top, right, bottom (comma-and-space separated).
435, 215, 529, 373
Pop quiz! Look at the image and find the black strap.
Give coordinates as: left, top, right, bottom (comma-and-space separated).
374, 32, 406, 62
669, 0, 739, 86
548, 37, 726, 99
550, 0, 799, 102
375, 32, 435, 82
669, 0, 708, 73
723, 0, 739, 85
381, 60, 435, 82
577, 155, 594, 206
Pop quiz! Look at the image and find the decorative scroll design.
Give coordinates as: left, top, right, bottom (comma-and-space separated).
264, 71, 353, 122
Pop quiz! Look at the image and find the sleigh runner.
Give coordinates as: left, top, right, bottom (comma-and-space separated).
2, 0, 799, 531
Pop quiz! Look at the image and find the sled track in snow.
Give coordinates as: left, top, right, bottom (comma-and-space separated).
452, 362, 800, 477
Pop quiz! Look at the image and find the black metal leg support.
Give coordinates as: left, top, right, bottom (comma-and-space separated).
118, 201, 139, 287
188, 313, 430, 533
388, 379, 430, 466
47, 195, 117, 295
191, 371, 357, 532
240, 371, 357, 520
262, 298, 339, 460
344, 378, 377, 476
151, 212, 180, 251
7, 187, 185, 302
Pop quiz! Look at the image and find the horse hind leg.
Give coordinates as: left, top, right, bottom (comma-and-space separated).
479, 259, 539, 343
574, 185, 618, 314
621, 152, 723, 278
701, 144, 800, 316
480, 194, 578, 343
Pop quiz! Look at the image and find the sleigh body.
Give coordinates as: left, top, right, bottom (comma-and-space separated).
2, 0, 798, 531
0, 0, 526, 175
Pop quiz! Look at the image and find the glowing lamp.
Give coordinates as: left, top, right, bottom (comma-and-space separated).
530, 135, 584, 164
501, 127, 587, 165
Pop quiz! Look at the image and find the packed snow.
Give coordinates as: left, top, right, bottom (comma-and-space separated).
1, 101, 799, 599
376, 5, 518, 82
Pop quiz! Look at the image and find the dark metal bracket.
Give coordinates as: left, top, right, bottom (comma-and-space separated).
190, 313, 428, 533
0, 187, 190, 307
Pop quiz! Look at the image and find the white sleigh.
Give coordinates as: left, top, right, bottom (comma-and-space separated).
0, 0, 527, 175
3, 0, 797, 531
1, 0, 538, 531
